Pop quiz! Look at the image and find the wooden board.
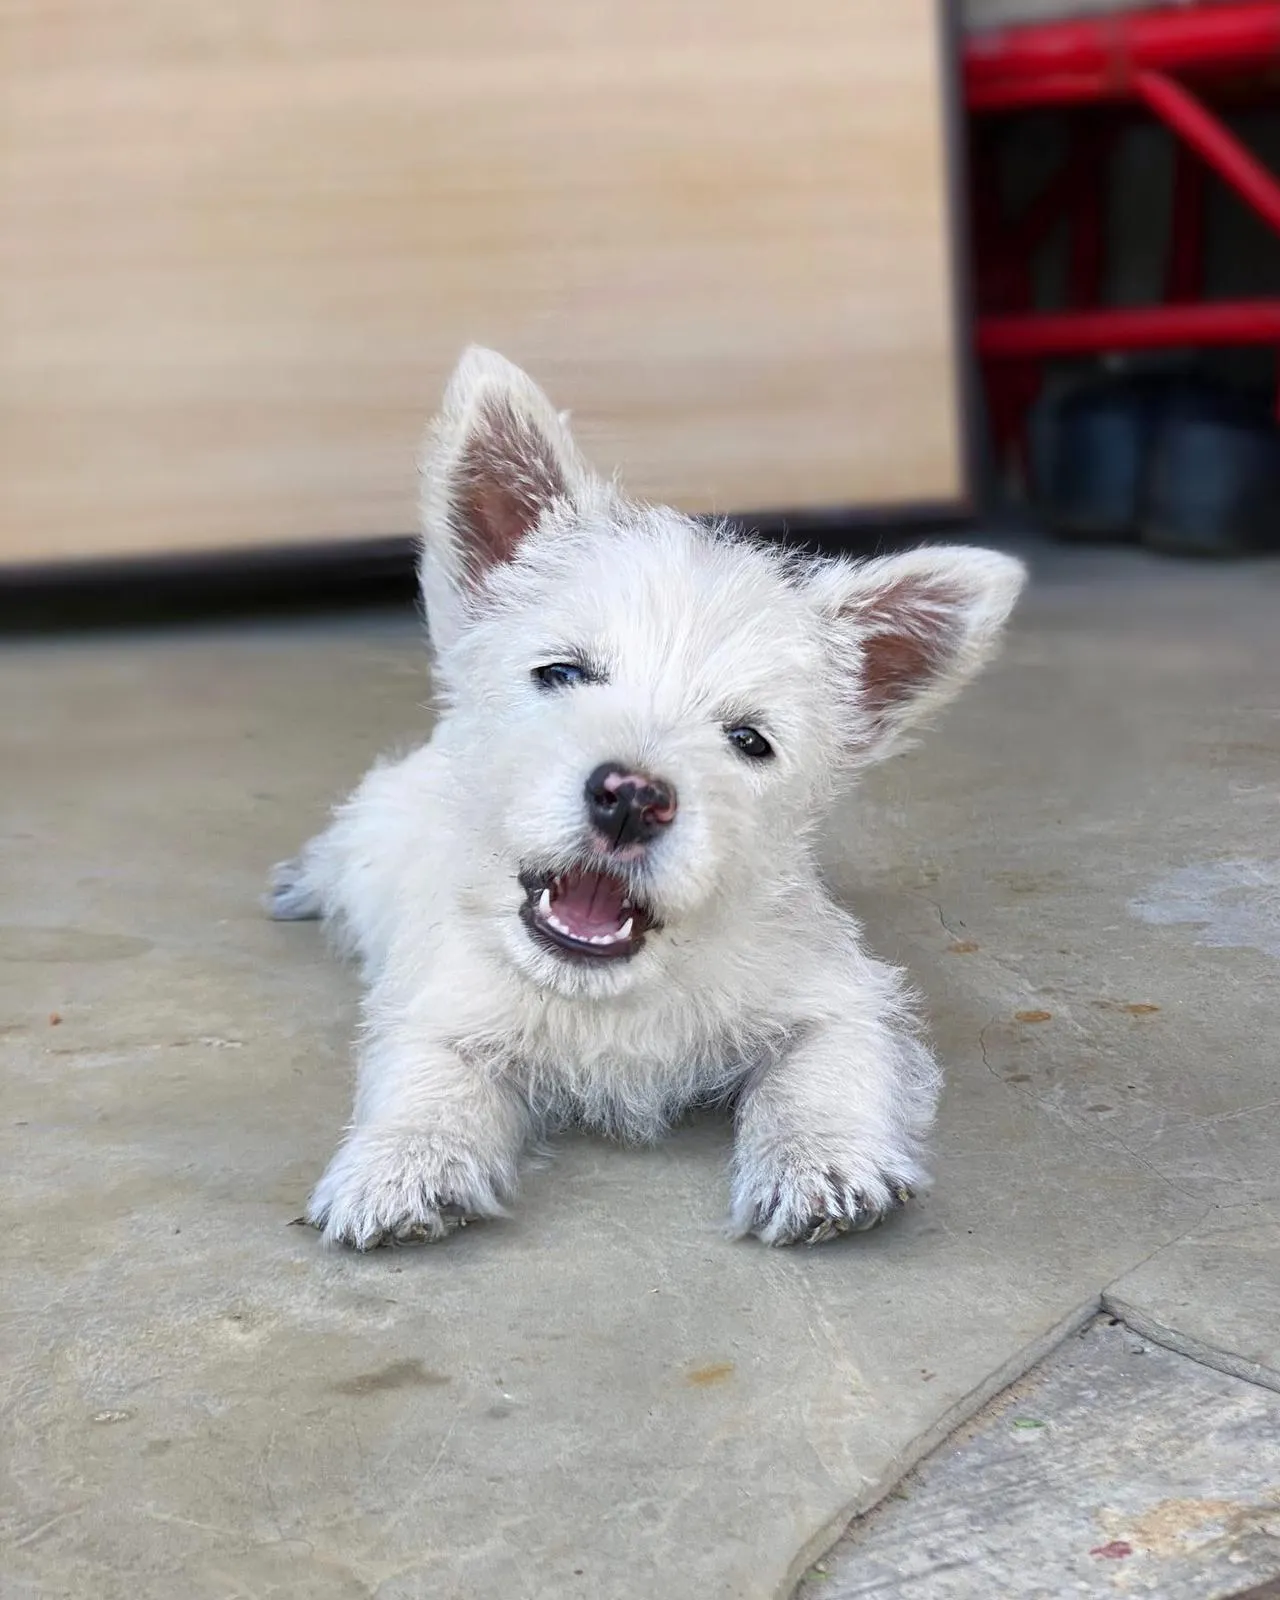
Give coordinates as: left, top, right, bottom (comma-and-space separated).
0, 1, 966, 569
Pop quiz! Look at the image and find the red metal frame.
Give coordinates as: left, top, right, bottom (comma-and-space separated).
1133, 68, 1280, 235
979, 300, 1280, 359
966, 2, 1280, 112
965, 2, 1280, 461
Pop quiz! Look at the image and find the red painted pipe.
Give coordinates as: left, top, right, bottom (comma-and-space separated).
965, 2, 1280, 83
979, 300, 1280, 359
1134, 69, 1280, 238
965, 0, 1280, 111
968, 77, 1120, 112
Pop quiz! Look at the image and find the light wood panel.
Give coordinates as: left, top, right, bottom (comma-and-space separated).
0, 1, 965, 567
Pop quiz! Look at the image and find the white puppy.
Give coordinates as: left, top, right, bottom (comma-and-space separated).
270, 349, 1024, 1249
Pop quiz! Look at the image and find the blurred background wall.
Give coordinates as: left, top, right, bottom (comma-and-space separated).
0, 0, 969, 572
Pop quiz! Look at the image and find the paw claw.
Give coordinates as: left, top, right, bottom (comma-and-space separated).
387, 1204, 471, 1247
306, 1134, 505, 1251
738, 1160, 921, 1247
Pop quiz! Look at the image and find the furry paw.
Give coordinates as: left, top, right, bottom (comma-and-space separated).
731, 1158, 917, 1247
264, 858, 322, 922
305, 1131, 510, 1251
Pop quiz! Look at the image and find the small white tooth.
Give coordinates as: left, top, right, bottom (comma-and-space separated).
547, 913, 571, 936
537, 888, 551, 917
618, 917, 634, 940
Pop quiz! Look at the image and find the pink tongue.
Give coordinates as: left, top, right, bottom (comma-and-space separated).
551, 870, 628, 939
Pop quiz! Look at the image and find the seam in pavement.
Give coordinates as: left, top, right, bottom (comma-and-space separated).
778, 1296, 1102, 1598
781, 1275, 1280, 1597
1101, 1292, 1280, 1397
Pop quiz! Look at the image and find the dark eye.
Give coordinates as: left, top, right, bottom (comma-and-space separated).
534, 662, 589, 690
726, 725, 773, 760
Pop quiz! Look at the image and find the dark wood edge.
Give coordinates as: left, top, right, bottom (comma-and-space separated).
0, 535, 417, 595
0, 538, 423, 634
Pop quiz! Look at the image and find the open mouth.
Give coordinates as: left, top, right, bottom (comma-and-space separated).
519, 866, 656, 962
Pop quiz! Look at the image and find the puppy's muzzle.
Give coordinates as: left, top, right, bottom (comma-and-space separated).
585, 762, 677, 851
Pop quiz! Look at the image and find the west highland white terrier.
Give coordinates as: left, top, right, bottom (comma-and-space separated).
269, 348, 1024, 1249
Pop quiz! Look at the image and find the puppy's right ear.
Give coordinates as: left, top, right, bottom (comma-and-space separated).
419, 347, 589, 652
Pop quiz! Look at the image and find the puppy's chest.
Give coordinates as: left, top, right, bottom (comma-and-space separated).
517, 1002, 746, 1087
510, 1013, 748, 1140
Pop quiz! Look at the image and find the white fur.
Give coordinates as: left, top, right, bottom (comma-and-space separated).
271, 348, 1025, 1249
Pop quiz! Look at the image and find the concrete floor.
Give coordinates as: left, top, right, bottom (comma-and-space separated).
3, 539, 1279, 1599
801, 1315, 1280, 1598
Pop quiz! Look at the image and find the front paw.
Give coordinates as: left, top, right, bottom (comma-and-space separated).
730, 1150, 918, 1247
264, 857, 322, 922
306, 1130, 511, 1251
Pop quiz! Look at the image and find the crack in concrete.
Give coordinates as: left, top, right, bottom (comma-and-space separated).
926, 897, 963, 943
1104, 1204, 1219, 1292
923, 895, 1035, 988
976, 1018, 997, 1078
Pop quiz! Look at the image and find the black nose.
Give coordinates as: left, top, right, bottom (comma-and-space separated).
585, 762, 678, 848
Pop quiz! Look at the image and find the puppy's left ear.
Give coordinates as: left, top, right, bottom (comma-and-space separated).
805, 547, 1026, 762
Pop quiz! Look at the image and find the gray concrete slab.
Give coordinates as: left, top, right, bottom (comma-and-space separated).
1108, 1208, 1280, 1393
2, 540, 1279, 1598
797, 1314, 1280, 1599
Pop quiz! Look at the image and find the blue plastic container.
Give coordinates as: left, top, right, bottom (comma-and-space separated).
1029, 373, 1266, 546
1143, 410, 1280, 557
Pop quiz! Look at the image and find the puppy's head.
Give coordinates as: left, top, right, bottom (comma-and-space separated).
420, 348, 1025, 998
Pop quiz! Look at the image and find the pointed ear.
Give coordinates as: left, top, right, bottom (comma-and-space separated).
418, 347, 590, 651
806, 547, 1026, 761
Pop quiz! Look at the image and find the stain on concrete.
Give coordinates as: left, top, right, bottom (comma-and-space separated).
330, 1359, 452, 1395
686, 1362, 735, 1387
1130, 861, 1280, 959
1089, 1539, 1133, 1560
995, 871, 1065, 896
1110, 1493, 1280, 1560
